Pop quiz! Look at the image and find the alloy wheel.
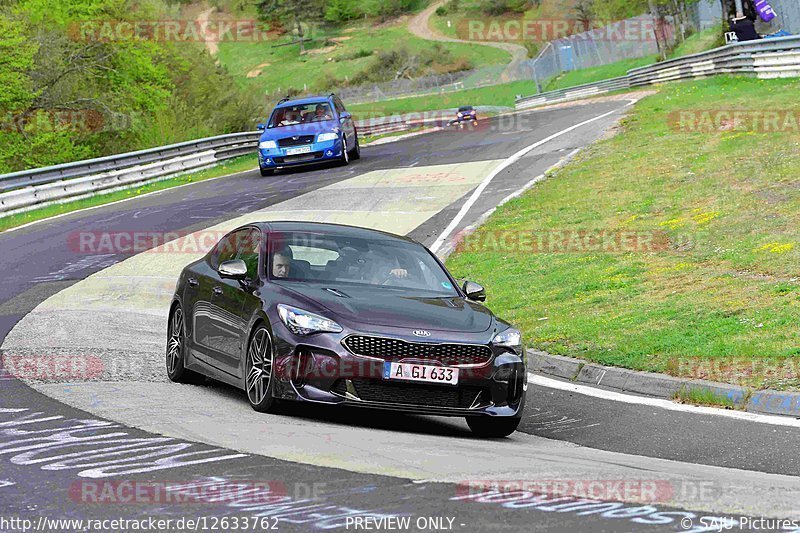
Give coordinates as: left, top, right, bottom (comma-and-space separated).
167, 307, 184, 375
246, 327, 272, 405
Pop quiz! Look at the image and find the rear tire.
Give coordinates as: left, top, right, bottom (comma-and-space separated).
244, 325, 278, 413
166, 304, 205, 385
466, 416, 520, 438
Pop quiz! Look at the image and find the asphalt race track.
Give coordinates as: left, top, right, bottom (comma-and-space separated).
2, 99, 800, 532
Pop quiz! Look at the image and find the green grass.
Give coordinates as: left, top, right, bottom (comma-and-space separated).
216, 22, 510, 99
544, 56, 658, 92
348, 80, 535, 116
430, 0, 486, 40
674, 387, 737, 409
0, 155, 256, 232
668, 27, 725, 59
446, 76, 800, 390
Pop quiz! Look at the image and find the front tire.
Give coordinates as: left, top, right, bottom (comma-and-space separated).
348, 133, 361, 160
244, 325, 278, 413
166, 304, 205, 384
466, 416, 520, 438
339, 136, 350, 166
260, 167, 274, 176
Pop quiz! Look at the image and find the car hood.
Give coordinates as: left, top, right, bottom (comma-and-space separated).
261, 121, 339, 141
275, 283, 494, 334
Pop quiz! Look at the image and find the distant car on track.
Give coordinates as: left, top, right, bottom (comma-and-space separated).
449, 105, 478, 128
256, 94, 360, 176
167, 222, 526, 437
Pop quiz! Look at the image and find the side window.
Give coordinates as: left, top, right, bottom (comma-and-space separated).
333, 97, 345, 115
234, 229, 262, 279
209, 232, 237, 270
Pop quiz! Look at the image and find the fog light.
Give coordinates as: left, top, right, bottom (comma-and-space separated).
494, 366, 515, 382
325, 150, 333, 157
265, 158, 272, 164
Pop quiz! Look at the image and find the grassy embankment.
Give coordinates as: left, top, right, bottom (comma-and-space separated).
216, 20, 510, 99
447, 76, 800, 390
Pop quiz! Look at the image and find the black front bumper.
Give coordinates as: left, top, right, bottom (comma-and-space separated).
270, 324, 527, 419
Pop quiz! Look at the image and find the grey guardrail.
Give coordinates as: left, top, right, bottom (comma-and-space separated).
516, 76, 630, 110
0, 131, 261, 217
0, 117, 427, 218
515, 35, 800, 110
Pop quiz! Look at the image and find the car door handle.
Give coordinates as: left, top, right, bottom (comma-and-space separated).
213, 287, 224, 296
187, 277, 199, 287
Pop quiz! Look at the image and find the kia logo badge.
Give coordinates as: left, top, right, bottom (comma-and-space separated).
413, 330, 431, 337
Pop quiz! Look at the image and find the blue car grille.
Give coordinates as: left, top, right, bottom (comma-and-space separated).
274, 151, 324, 164
278, 135, 315, 148
343, 335, 493, 366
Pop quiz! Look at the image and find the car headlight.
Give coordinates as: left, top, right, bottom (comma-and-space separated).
317, 132, 339, 142
277, 304, 342, 336
259, 140, 277, 149
457, 112, 463, 117
492, 328, 522, 354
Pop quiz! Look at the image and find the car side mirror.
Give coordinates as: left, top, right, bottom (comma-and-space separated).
463, 281, 486, 302
257, 123, 266, 131
339, 111, 351, 121
218, 259, 248, 280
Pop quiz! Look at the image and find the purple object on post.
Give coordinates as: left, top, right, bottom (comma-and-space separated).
754, 0, 777, 23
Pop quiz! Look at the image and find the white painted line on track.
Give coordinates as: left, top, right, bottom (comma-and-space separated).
528, 372, 800, 429
429, 104, 632, 253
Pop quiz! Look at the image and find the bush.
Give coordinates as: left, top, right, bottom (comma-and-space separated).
435, 6, 447, 16
334, 49, 374, 62
479, 0, 533, 16
325, 0, 361, 22
347, 43, 472, 86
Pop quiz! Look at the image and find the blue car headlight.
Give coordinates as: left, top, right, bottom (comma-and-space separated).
317, 132, 339, 142
259, 140, 277, 149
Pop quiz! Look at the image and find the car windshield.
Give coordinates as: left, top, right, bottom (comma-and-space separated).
458, 106, 473, 112
266, 231, 459, 295
268, 103, 334, 128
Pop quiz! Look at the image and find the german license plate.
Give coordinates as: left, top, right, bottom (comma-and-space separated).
383, 362, 459, 386
285, 146, 312, 155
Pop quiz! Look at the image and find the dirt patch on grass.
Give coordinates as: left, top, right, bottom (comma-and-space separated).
246, 62, 271, 78
301, 45, 337, 56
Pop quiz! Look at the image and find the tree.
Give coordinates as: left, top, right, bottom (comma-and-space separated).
258, 0, 325, 53
573, 0, 594, 30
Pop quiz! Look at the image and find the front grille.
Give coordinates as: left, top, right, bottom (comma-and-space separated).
273, 151, 323, 164
343, 335, 493, 366
277, 135, 315, 148
333, 379, 483, 409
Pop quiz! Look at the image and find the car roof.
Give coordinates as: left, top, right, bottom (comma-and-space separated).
275, 96, 332, 108
246, 221, 418, 244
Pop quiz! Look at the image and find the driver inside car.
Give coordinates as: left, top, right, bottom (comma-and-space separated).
272, 248, 292, 279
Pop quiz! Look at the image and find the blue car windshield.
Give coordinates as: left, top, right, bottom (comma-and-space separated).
266, 231, 459, 296
268, 103, 334, 128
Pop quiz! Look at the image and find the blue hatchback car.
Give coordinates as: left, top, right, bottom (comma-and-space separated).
256, 94, 360, 176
